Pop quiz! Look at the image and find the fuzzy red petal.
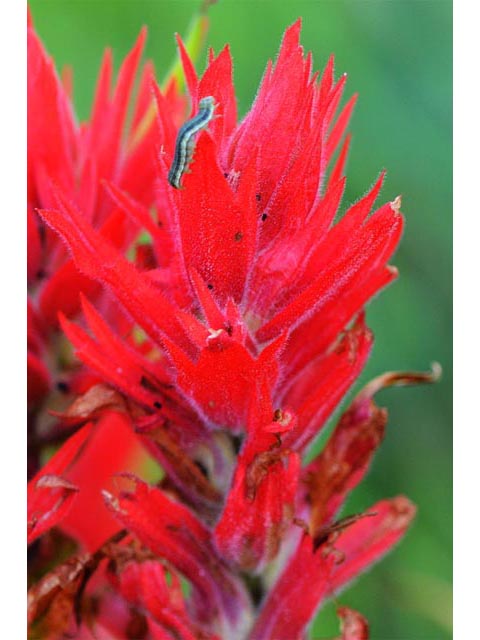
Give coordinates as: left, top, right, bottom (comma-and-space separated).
327, 496, 416, 592
38, 190, 192, 352
27, 26, 76, 205
328, 134, 351, 190
283, 316, 373, 452
198, 45, 237, 151
176, 34, 199, 108
250, 497, 415, 640
256, 179, 401, 345
60, 411, 149, 551
81, 28, 147, 218
174, 133, 257, 304
38, 260, 101, 327
305, 398, 387, 537
104, 478, 252, 637
27, 423, 92, 544
114, 560, 220, 640
59, 309, 161, 410
214, 381, 300, 570
325, 94, 358, 166
163, 329, 286, 430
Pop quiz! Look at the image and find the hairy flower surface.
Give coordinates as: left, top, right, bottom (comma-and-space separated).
27, 10, 190, 549
27, 14, 438, 640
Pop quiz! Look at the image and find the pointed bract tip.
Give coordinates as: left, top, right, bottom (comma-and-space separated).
36, 474, 78, 492
280, 18, 303, 47
391, 195, 402, 213
356, 362, 442, 404
57, 311, 69, 331
389, 495, 417, 528
78, 290, 90, 308
138, 25, 148, 41
220, 42, 231, 56
430, 361, 443, 381
102, 489, 121, 512
129, 26, 147, 56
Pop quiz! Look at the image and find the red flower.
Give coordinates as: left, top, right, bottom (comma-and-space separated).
110, 559, 221, 640
27, 13, 186, 415
28, 15, 440, 640
28, 423, 91, 545
103, 478, 254, 638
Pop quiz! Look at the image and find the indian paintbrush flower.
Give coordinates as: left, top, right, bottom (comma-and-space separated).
27, 13, 440, 640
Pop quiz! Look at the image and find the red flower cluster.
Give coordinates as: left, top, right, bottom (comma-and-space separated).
28, 12, 438, 640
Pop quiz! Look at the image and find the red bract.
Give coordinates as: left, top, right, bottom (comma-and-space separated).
27, 10, 182, 545
111, 559, 221, 640
59, 410, 150, 551
103, 478, 253, 638
28, 423, 91, 544
28, 15, 439, 640
27, 15, 186, 416
249, 497, 416, 640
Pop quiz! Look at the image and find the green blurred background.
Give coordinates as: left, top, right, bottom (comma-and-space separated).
29, 1, 452, 638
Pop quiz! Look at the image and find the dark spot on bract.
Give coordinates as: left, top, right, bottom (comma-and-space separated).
153, 401, 162, 410
207, 283, 214, 290
140, 376, 158, 393
261, 213, 268, 221
234, 232, 243, 241
224, 172, 229, 178
256, 193, 261, 201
